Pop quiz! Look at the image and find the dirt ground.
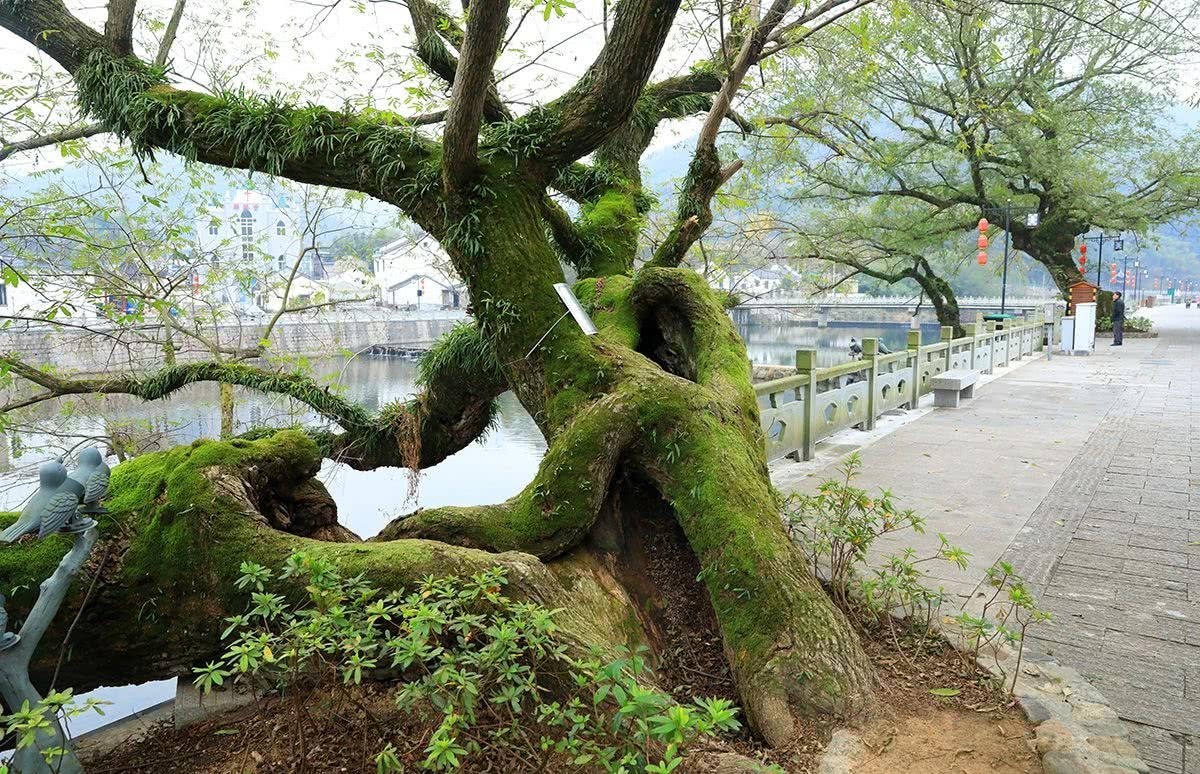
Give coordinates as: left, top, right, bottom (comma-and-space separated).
849, 626, 1042, 774
80, 617, 1041, 774
856, 711, 1041, 774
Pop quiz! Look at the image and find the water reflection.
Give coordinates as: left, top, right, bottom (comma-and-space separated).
740, 321, 943, 368
0, 358, 547, 540
0, 321, 939, 524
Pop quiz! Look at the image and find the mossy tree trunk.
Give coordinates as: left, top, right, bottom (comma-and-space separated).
219, 382, 235, 439
0, 0, 877, 745
1010, 205, 1089, 297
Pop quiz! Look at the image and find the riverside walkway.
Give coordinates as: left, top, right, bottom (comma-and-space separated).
772, 303, 1200, 774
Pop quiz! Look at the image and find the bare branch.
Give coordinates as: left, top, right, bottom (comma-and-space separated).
153, 0, 188, 66
0, 124, 104, 162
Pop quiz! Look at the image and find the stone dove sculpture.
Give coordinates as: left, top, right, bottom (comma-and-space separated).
68, 446, 110, 521
0, 460, 81, 542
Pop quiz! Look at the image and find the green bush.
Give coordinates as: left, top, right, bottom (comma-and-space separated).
198, 553, 752, 773
0, 691, 109, 773
782, 453, 969, 630
952, 561, 1050, 692
1097, 314, 1153, 333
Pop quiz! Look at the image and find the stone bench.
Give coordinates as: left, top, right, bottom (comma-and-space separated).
932, 369, 979, 408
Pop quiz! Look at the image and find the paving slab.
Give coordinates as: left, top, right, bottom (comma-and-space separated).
771, 303, 1200, 773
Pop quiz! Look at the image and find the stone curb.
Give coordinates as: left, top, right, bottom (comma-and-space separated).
815, 627, 1150, 774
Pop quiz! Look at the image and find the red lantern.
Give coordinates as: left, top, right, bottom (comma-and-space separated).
977, 235, 988, 249
977, 251, 988, 265
978, 218, 989, 232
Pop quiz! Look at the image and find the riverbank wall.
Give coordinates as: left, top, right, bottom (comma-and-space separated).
0, 311, 466, 372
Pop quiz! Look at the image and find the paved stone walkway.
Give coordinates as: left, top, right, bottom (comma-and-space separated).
771, 304, 1200, 774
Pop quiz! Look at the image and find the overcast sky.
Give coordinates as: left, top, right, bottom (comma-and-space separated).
2, 1, 1197, 175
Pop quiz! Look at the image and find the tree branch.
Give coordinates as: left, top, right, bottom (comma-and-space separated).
536, 0, 682, 166
104, 0, 139, 55
647, 0, 795, 269
407, 0, 509, 123
442, 0, 509, 194
0, 124, 105, 162
153, 0, 187, 66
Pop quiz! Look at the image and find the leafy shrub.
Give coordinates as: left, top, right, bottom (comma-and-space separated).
198, 553, 749, 773
0, 690, 109, 773
952, 561, 1050, 692
1097, 314, 1153, 333
783, 453, 969, 614
785, 455, 1050, 694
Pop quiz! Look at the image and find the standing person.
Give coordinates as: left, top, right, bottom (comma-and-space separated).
1112, 291, 1125, 346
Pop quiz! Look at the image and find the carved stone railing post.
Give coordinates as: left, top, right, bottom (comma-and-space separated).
907, 329, 922, 408
861, 338, 880, 431
964, 322, 980, 371
941, 326, 954, 372
796, 348, 818, 462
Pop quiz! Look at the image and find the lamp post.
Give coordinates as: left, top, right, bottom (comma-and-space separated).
978, 201, 1040, 315
1080, 232, 1123, 290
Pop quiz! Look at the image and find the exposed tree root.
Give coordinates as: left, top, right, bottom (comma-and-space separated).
375, 390, 637, 558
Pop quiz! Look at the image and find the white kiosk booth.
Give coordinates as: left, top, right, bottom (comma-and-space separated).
1060, 302, 1096, 355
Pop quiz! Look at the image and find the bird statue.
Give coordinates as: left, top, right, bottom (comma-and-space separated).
0, 593, 17, 651
0, 460, 82, 543
68, 447, 110, 522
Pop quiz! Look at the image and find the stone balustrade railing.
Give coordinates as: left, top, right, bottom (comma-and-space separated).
755, 315, 1046, 461
737, 292, 1059, 308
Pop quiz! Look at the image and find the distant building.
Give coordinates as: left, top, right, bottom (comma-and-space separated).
709, 262, 804, 296
194, 189, 330, 311
373, 235, 467, 309
0, 258, 98, 320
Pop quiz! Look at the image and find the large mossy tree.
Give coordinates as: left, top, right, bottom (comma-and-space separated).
0, 0, 879, 744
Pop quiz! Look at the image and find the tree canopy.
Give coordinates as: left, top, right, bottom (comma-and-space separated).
737, 0, 1200, 295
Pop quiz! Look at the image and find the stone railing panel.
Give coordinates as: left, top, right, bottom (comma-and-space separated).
758, 318, 1046, 462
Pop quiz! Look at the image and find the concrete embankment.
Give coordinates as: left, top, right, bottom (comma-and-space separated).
0, 311, 465, 372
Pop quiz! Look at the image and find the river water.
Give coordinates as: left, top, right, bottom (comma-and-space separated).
0, 319, 933, 736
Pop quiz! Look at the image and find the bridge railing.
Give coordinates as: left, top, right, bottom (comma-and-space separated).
756, 313, 1046, 462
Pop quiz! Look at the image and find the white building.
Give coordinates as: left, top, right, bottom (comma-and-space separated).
373, 235, 467, 309
709, 262, 805, 296
0, 259, 99, 321
194, 190, 331, 310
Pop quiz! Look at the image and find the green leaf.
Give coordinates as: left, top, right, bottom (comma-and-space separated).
929, 688, 961, 697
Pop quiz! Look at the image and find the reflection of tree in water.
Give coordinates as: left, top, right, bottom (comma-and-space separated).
738, 321, 941, 367
0, 357, 546, 479
0, 325, 937, 475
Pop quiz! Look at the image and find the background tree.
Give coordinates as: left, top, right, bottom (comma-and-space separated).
737, 0, 1200, 297
0, 0, 882, 744
1, 152, 381, 441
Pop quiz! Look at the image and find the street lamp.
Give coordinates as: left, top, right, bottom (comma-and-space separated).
1080, 231, 1123, 290
977, 202, 1040, 315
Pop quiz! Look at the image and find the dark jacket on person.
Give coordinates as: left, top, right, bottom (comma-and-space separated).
1113, 299, 1126, 321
